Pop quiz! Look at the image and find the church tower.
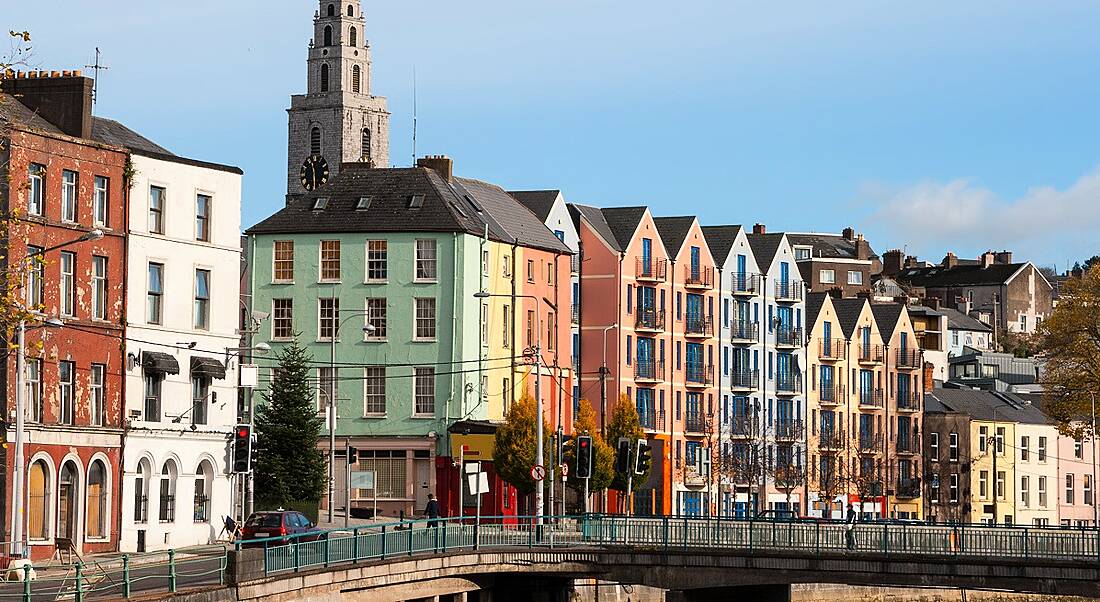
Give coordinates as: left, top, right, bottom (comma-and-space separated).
287, 0, 390, 198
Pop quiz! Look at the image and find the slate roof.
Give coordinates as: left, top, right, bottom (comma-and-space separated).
832, 297, 868, 337
786, 233, 879, 261
746, 233, 785, 271
926, 389, 1050, 425
870, 303, 905, 340
90, 116, 172, 156
805, 292, 829, 331
652, 216, 696, 256
899, 263, 1026, 287
700, 225, 742, 264
600, 206, 648, 251
922, 393, 954, 414
938, 307, 993, 333
0, 93, 63, 134
248, 165, 570, 254
508, 190, 559, 222
568, 204, 622, 253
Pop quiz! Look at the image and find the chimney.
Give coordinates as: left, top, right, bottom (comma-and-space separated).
0, 71, 94, 139
854, 234, 871, 261
882, 249, 903, 277
942, 252, 958, 269
980, 251, 995, 269
752, 223, 766, 235
416, 155, 453, 183
926, 297, 941, 310
994, 250, 1013, 265
842, 227, 855, 241
922, 362, 935, 392
904, 255, 918, 268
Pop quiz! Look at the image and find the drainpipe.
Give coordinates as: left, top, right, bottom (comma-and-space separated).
511, 243, 518, 410
758, 267, 768, 515
715, 265, 724, 517
668, 256, 676, 516
883, 340, 891, 519
116, 171, 132, 550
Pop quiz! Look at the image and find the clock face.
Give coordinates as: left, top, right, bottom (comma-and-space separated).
299, 155, 330, 191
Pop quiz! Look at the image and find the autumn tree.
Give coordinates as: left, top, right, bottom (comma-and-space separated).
564, 398, 614, 493
493, 392, 549, 498
1039, 264, 1100, 434
606, 394, 650, 495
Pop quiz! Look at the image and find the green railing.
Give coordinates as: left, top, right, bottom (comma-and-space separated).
243, 515, 1100, 577
0, 545, 227, 601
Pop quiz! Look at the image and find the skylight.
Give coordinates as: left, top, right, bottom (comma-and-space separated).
356, 196, 372, 210
312, 197, 329, 210
408, 194, 425, 209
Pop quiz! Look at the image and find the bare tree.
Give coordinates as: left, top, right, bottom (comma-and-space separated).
716, 413, 770, 516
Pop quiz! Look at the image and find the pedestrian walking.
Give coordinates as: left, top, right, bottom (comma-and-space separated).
845, 504, 857, 550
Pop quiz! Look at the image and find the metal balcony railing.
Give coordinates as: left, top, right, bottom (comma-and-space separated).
818, 384, 845, 404
776, 373, 802, 395
730, 369, 759, 390
685, 316, 714, 337
570, 254, 580, 274
729, 416, 756, 438
684, 265, 714, 289
896, 433, 921, 454
896, 390, 920, 411
776, 327, 802, 347
896, 478, 921, 499
731, 272, 758, 295
858, 344, 884, 363
858, 432, 883, 453
685, 412, 708, 434
774, 279, 803, 302
638, 407, 665, 431
634, 308, 665, 331
729, 319, 759, 342
859, 388, 884, 407
634, 359, 665, 382
571, 304, 579, 325
775, 419, 803, 440
819, 339, 844, 360
685, 363, 714, 386
897, 348, 920, 369
636, 257, 667, 282
819, 428, 845, 450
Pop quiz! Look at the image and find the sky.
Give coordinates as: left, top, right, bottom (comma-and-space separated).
12, 1, 1100, 269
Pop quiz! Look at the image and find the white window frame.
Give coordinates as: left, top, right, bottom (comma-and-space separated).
90, 364, 105, 427
59, 360, 75, 425
366, 240, 388, 282
819, 269, 835, 284
414, 367, 435, 416
949, 473, 959, 503
363, 366, 386, 416
847, 270, 863, 285
193, 268, 211, 330
273, 241, 295, 283
149, 185, 166, 234
59, 251, 76, 317
318, 297, 339, 341
272, 298, 294, 340
365, 297, 387, 341
61, 169, 78, 223
319, 240, 341, 283
92, 256, 108, 320
27, 163, 45, 216
195, 194, 212, 242
147, 262, 164, 325
414, 239, 438, 282
414, 297, 437, 341
93, 175, 109, 227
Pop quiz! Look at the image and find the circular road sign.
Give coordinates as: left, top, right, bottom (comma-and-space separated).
560, 463, 569, 477
530, 464, 547, 482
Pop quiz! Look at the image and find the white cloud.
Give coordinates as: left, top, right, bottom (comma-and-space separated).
860, 167, 1100, 267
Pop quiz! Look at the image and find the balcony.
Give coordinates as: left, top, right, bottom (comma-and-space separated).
685, 363, 714, 387
728, 319, 758, 343
684, 468, 707, 488
859, 388, 884, 408
729, 369, 759, 391
776, 373, 802, 396
571, 303, 579, 325
896, 478, 921, 499
896, 434, 921, 455
638, 407, 665, 431
897, 348, 920, 369
570, 254, 580, 274
685, 316, 714, 338
636, 257, 667, 282
858, 344, 884, 364
685, 412, 710, 435
896, 391, 920, 411
858, 431, 883, 453
775, 419, 803, 441
684, 265, 714, 289
775, 327, 802, 348
774, 279, 803, 302
818, 339, 844, 361
819, 428, 845, 451
634, 308, 665, 332
818, 384, 845, 405
731, 272, 758, 296
634, 359, 665, 383
729, 416, 756, 438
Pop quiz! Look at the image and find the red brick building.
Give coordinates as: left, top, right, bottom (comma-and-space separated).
2, 72, 128, 559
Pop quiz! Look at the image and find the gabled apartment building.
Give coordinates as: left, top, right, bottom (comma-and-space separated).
787, 228, 879, 296
246, 157, 571, 519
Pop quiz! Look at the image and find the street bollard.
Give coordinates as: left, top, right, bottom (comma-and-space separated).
168, 549, 177, 593
23, 564, 31, 602
75, 563, 83, 602
123, 554, 131, 598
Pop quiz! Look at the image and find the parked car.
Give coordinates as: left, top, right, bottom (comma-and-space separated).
240, 510, 323, 545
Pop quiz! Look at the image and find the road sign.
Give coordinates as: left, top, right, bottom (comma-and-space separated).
560, 463, 569, 477
530, 464, 547, 482
467, 472, 489, 495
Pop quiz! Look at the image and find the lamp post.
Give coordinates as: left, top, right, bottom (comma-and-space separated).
475, 291, 555, 526
326, 310, 375, 522
10, 228, 102, 558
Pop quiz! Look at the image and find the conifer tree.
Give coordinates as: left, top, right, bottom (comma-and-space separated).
254, 340, 326, 505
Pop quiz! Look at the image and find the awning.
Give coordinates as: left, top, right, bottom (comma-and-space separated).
190, 356, 227, 380
142, 351, 180, 375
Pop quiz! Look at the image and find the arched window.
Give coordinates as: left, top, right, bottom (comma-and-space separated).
361, 128, 372, 163
327, 4, 335, 17
350, 26, 357, 47
134, 458, 151, 523
352, 65, 361, 93
310, 127, 322, 155
194, 460, 213, 523
159, 461, 177, 522
28, 460, 49, 540
348, 4, 354, 17
320, 64, 329, 92
323, 25, 333, 47
58, 461, 78, 540
87, 460, 107, 538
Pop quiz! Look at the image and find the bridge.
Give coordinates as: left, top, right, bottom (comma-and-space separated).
215, 515, 1100, 602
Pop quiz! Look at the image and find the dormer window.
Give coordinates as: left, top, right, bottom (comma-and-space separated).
356, 197, 372, 210
313, 197, 329, 210
794, 246, 812, 261
408, 194, 425, 209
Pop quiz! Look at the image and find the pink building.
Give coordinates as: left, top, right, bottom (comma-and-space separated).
1057, 431, 1098, 527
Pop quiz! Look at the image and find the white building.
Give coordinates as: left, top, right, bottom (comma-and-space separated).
118, 145, 243, 552
941, 307, 995, 357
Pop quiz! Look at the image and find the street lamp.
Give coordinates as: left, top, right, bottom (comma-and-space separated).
324, 310, 375, 522
474, 290, 556, 526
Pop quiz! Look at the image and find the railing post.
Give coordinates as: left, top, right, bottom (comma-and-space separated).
474, 517, 481, 551
75, 563, 83, 602
683, 516, 688, 551
663, 516, 670, 551
122, 554, 131, 598
815, 520, 821, 556
352, 527, 360, 561
293, 537, 300, 572
22, 564, 30, 602
325, 533, 332, 567
748, 518, 754, 554
168, 549, 177, 593
407, 521, 414, 556
442, 520, 448, 552
381, 524, 388, 560
882, 523, 888, 556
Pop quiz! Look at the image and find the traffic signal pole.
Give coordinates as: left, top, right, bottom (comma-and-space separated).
345, 438, 351, 528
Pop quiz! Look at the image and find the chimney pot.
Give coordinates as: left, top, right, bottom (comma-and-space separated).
416, 155, 454, 183
942, 252, 958, 269
752, 223, 766, 235
842, 227, 855, 241
980, 251, 995, 269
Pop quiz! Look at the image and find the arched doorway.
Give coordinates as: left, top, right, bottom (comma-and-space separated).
58, 461, 79, 541
194, 460, 214, 523
28, 460, 50, 541
87, 460, 108, 539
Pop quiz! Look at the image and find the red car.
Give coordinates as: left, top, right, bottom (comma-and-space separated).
241, 511, 323, 545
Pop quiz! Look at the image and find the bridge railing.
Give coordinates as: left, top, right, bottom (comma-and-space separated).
240, 515, 1100, 577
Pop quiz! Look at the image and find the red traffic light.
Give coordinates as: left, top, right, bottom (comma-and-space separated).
579, 439, 589, 448
237, 427, 249, 438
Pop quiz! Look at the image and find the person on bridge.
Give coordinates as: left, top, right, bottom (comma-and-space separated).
845, 504, 857, 550
424, 494, 442, 524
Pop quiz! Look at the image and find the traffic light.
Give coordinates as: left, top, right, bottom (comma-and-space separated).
635, 439, 651, 475
349, 446, 359, 464
232, 424, 252, 473
556, 430, 569, 465
616, 437, 631, 474
576, 435, 593, 479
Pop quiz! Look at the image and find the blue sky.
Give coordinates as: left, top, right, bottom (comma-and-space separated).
15, 1, 1100, 268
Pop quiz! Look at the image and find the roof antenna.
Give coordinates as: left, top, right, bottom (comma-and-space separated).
411, 66, 417, 167
84, 47, 109, 107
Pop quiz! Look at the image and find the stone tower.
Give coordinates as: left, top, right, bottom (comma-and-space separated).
287, 0, 390, 199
